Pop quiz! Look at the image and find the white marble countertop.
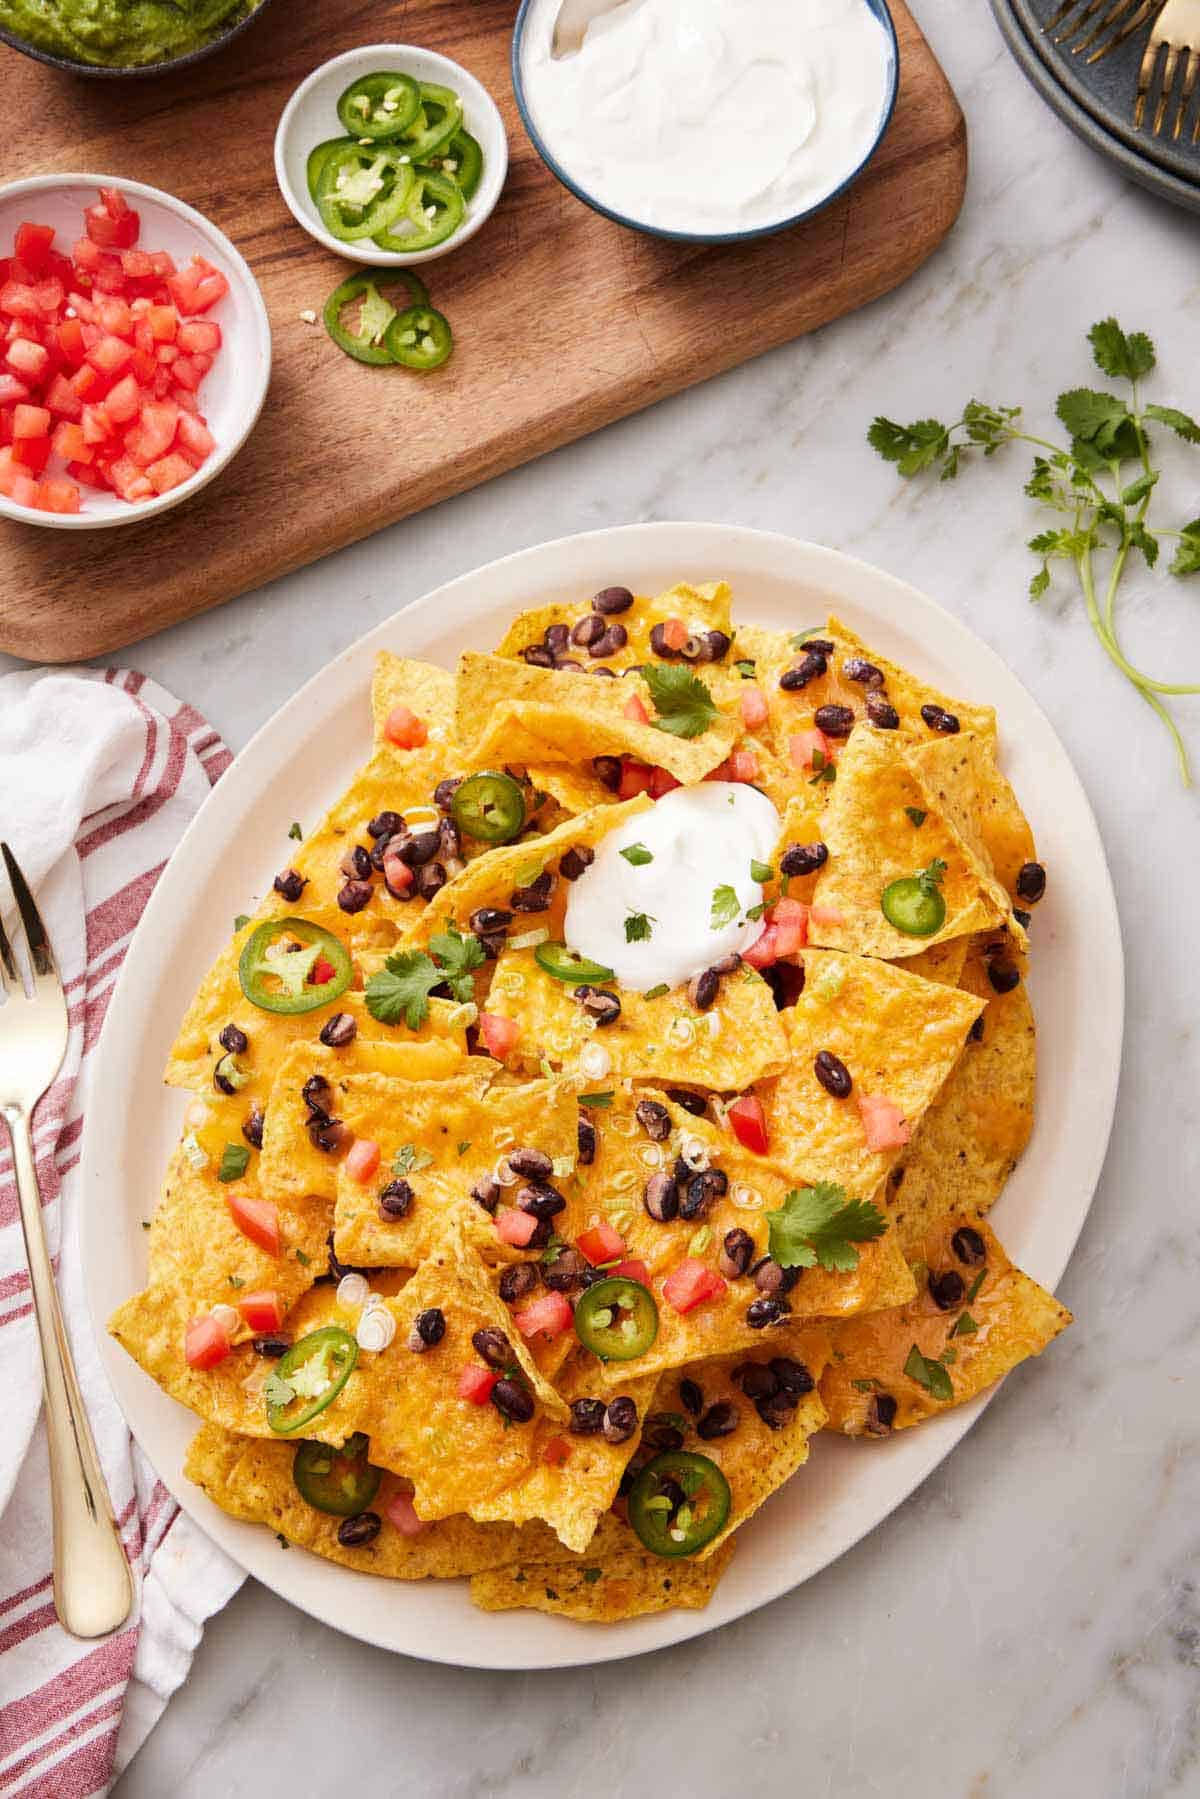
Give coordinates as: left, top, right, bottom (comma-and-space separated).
7, 3, 1199, 1793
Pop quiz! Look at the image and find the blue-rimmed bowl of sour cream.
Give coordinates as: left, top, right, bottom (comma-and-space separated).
511, 0, 898, 244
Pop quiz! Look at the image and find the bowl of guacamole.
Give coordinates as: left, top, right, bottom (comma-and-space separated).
0, 0, 273, 75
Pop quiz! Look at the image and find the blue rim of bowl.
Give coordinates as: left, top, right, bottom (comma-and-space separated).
510, 0, 899, 245
0, 0, 274, 79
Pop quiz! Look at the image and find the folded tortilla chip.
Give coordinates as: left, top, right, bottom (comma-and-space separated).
820, 1215, 1070, 1435
905, 734, 1026, 951
470, 1536, 735, 1621
891, 937, 969, 987
495, 582, 734, 675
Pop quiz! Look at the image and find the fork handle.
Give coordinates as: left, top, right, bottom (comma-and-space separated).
5, 1106, 134, 1639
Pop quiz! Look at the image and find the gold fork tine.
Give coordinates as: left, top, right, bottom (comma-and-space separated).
0, 843, 52, 980
1046, 0, 1099, 36
1153, 39, 1180, 125
1174, 43, 1200, 132
1076, 0, 1155, 58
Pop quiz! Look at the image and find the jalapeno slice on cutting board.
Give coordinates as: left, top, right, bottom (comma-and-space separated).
450, 771, 526, 843
292, 1432, 382, 1515
315, 142, 415, 242
323, 269, 430, 366
383, 304, 453, 370
266, 1326, 358, 1435
574, 1277, 659, 1362
238, 918, 353, 1014
880, 857, 948, 938
336, 71, 422, 141
628, 1450, 732, 1557
534, 942, 616, 985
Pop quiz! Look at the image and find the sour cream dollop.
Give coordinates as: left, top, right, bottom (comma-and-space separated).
564, 782, 780, 992
519, 0, 894, 237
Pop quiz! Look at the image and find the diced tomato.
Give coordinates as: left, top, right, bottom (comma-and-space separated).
15, 223, 54, 276
623, 692, 649, 725
35, 478, 80, 514
479, 1012, 518, 1061
177, 411, 215, 460
385, 1489, 428, 1535
494, 1207, 538, 1247
106, 456, 154, 502
457, 1364, 499, 1404
728, 748, 759, 782
121, 249, 154, 280
170, 353, 203, 392
86, 334, 133, 377
649, 766, 681, 798
0, 281, 41, 320
81, 403, 114, 445
12, 402, 49, 439
146, 452, 193, 495
149, 250, 176, 278
767, 896, 809, 957
178, 317, 221, 354
102, 373, 141, 425
67, 458, 105, 488
167, 256, 229, 316
662, 1258, 728, 1315
618, 759, 654, 801
33, 278, 63, 316
70, 363, 106, 402
96, 296, 133, 337
541, 1436, 571, 1467
225, 1191, 280, 1257
44, 373, 81, 420
382, 852, 414, 895
85, 195, 139, 251
237, 1289, 283, 1333
127, 399, 177, 462
611, 1257, 651, 1287
739, 686, 769, 730
577, 1221, 626, 1265
728, 1094, 769, 1155
12, 436, 51, 473
789, 727, 832, 772
6, 337, 48, 381
660, 615, 688, 651
383, 704, 428, 749
185, 1315, 231, 1370
51, 422, 89, 462
73, 235, 104, 273
311, 955, 337, 985
858, 1094, 911, 1152
344, 1138, 381, 1184
0, 373, 29, 406
146, 303, 178, 343
512, 1292, 573, 1338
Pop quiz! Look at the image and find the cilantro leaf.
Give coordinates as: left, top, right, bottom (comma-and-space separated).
578, 1090, 613, 1108
904, 807, 926, 827
625, 911, 653, 943
365, 950, 441, 1029
950, 1310, 979, 1337
640, 664, 719, 738
710, 884, 740, 930
903, 1343, 953, 1402
734, 658, 756, 678
750, 859, 774, 883
1145, 403, 1200, 444
1089, 319, 1155, 382
287, 821, 303, 841
918, 858, 947, 895
643, 983, 669, 1000
620, 843, 653, 866
1055, 387, 1130, 446
867, 415, 950, 478
393, 1143, 434, 1176
1171, 518, 1200, 577
233, 913, 251, 932
263, 1371, 295, 1409
765, 1183, 888, 1274
217, 1143, 250, 1183
428, 926, 485, 1002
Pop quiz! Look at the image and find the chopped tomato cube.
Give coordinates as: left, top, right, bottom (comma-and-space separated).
85, 195, 139, 251
742, 924, 779, 970
660, 616, 688, 651
225, 1192, 280, 1257
126, 400, 178, 466
649, 766, 681, 798
44, 373, 82, 420
81, 403, 114, 445
6, 337, 48, 381
623, 692, 649, 725
858, 1094, 911, 1152
0, 281, 41, 320
15, 223, 54, 276
102, 373, 141, 425
728, 748, 760, 782
176, 411, 215, 460
767, 896, 809, 957
97, 296, 133, 338
170, 353, 203, 391
145, 452, 193, 495
662, 1258, 728, 1314
618, 759, 654, 800
739, 686, 769, 730
178, 318, 221, 354
86, 334, 134, 377
51, 421, 89, 462
541, 1436, 571, 1467
237, 1289, 283, 1333
345, 1138, 381, 1183
13, 436, 51, 472
70, 363, 106, 402
385, 1489, 428, 1535
12, 402, 49, 438
121, 249, 155, 280
0, 373, 29, 406
577, 1221, 626, 1265
789, 727, 832, 772
311, 955, 337, 985
610, 1257, 651, 1286
0, 454, 39, 506
35, 478, 80, 514
457, 1364, 499, 1404
184, 1315, 231, 1370
494, 1207, 538, 1247
728, 1094, 769, 1155
479, 1012, 518, 1061
146, 303, 178, 343
167, 256, 229, 316
512, 1292, 573, 1338
383, 703, 427, 748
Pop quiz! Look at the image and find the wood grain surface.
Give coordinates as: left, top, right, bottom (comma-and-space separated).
0, 0, 966, 663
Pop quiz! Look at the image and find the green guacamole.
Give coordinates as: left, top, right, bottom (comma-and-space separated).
0, 0, 261, 66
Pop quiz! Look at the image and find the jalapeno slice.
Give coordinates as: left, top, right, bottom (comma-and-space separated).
238, 918, 353, 1015
574, 1277, 659, 1362
373, 169, 465, 254
628, 1451, 732, 1558
266, 1326, 358, 1435
424, 128, 483, 200
534, 941, 616, 985
450, 771, 526, 844
315, 142, 415, 242
323, 270, 431, 366
292, 1432, 382, 1515
307, 135, 357, 202
382, 305, 453, 371
880, 858, 948, 938
401, 82, 464, 162
336, 71, 422, 141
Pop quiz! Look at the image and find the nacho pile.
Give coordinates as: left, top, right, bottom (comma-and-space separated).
112, 582, 1064, 1625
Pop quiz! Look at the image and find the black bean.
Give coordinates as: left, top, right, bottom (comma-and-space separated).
340, 844, 373, 881
241, 1102, 264, 1150
921, 703, 960, 735
747, 1296, 791, 1328
666, 1088, 707, 1117
219, 1022, 249, 1055
751, 1256, 799, 1297
309, 1118, 350, 1153
672, 1154, 693, 1186
732, 1362, 778, 1399
470, 1174, 500, 1215
398, 830, 440, 868
591, 666, 617, 678
409, 1307, 446, 1350
865, 692, 900, 730
506, 1146, 552, 1182
718, 1227, 755, 1280
411, 861, 445, 903
510, 871, 555, 912
469, 907, 511, 936
1015, 860, 1046, 904
711, 952, 742, 976
499, 1263, 539, 1304
213, 1053, 243, 1096
378, 1179, 413, 1220
492, 1378, 534, 1424
688, 968, 721, 1012
680, 1167, 728, 1221
543, 1246, 587, 1292
589, 623, 627, 659
951, 1226, 987, 1266
544, 622, 571, 655
471, 1327, 514, 1369
371, 833, 400, 873
273, 868, 306, 902
302, 1074, 332, 1118
433, 779, 461, 814
644, 1416, 685, 1452
779, 841, 828, 879
987, 957, 1021, 995
928, 1269, 966, 1311
649, 622, 680, 659
571, 613, 606, 649
814, 1049, 852, 1098
592, 755, 623, 792
368, 808, 404, 838
594, 586, 634, 614
635, 1099, 672, 1142
319, 1011, 357, 1048
602, 1396, 638, 1444
522, 644, 555, 668
770, 1357, 815, 1397
561, 845, 595, 882
843, 656, 884, 687
697, 1400, 739, 1440
802, 638, 835, 654
679, 1378, 704, 1417
814, 703, 855, 738
780, 651, 827, 690
576, 986, 621, 1026
866, 1393, 897, 1436
703, 629, 732, 662
643, 1171, 679, 1223
336, 1511, 381, 1548
437, 816, 462, 860
1013, 908, 1032, 930
337, 879, 373, 914
517, 1183, 566, 1221
755, 1391, 797, 1431
252, 1333, 291, 1358
569, 1397, 606, 1435
577, 1114, 597, 1165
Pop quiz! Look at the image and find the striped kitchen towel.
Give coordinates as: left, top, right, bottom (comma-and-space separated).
0, 668, 244, 1795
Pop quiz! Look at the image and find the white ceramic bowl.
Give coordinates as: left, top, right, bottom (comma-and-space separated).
275, 44, 508, 267
0, 173, 270, 532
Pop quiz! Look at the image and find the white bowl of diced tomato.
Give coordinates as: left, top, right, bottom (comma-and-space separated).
0, 173, 271, 528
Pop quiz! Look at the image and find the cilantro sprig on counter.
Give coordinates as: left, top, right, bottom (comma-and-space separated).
869, 318, 1200, 784
765, 1182, 887, 1274
640, 664, 719, 738
365, 926, 484, 1028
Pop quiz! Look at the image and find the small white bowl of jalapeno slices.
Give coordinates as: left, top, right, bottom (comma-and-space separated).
274, 44, 508, 266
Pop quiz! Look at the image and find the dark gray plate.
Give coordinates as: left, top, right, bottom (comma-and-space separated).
990, 0, 1200, 211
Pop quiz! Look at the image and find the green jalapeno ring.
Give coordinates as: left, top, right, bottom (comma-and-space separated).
292, 1432, 382, 1515
880, 858, 949, 939
315, 142, 415, 243
400, 82, 465, 162
628, 1450, 732, 1558
307, 135, 358, 203
373, 169, 465, 255
574, 1277, 659, 1362
323, 270, 431, 366
450, 771, 527, 844
423, 128, 484, 201
336, 71, 422, 141
266, 1326, 359, 1436
534, 941, 616, 985
383, 305, 454, 372
238, 918, 353, 1015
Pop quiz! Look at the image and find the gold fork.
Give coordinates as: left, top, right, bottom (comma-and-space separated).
1045, 0, 1164, 63
1134, 0, 1200, 133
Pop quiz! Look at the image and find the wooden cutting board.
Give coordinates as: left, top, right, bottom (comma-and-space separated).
0, 0, 965, 662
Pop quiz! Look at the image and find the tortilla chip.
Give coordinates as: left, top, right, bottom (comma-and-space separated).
484, 951, 788, 1090
892, 937, 970, 987
806, 728, 1008, 959
370, 652, 457, 751
886, 944, 1036, 1255
905, 734, 1026, 950
454, 652, 736, 781
972, 752, 1038, 907
757, 950, 983, 1197
495, 582, 734, 673
821, 1215, 1070, 1434
470, 1537, 736, 1621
